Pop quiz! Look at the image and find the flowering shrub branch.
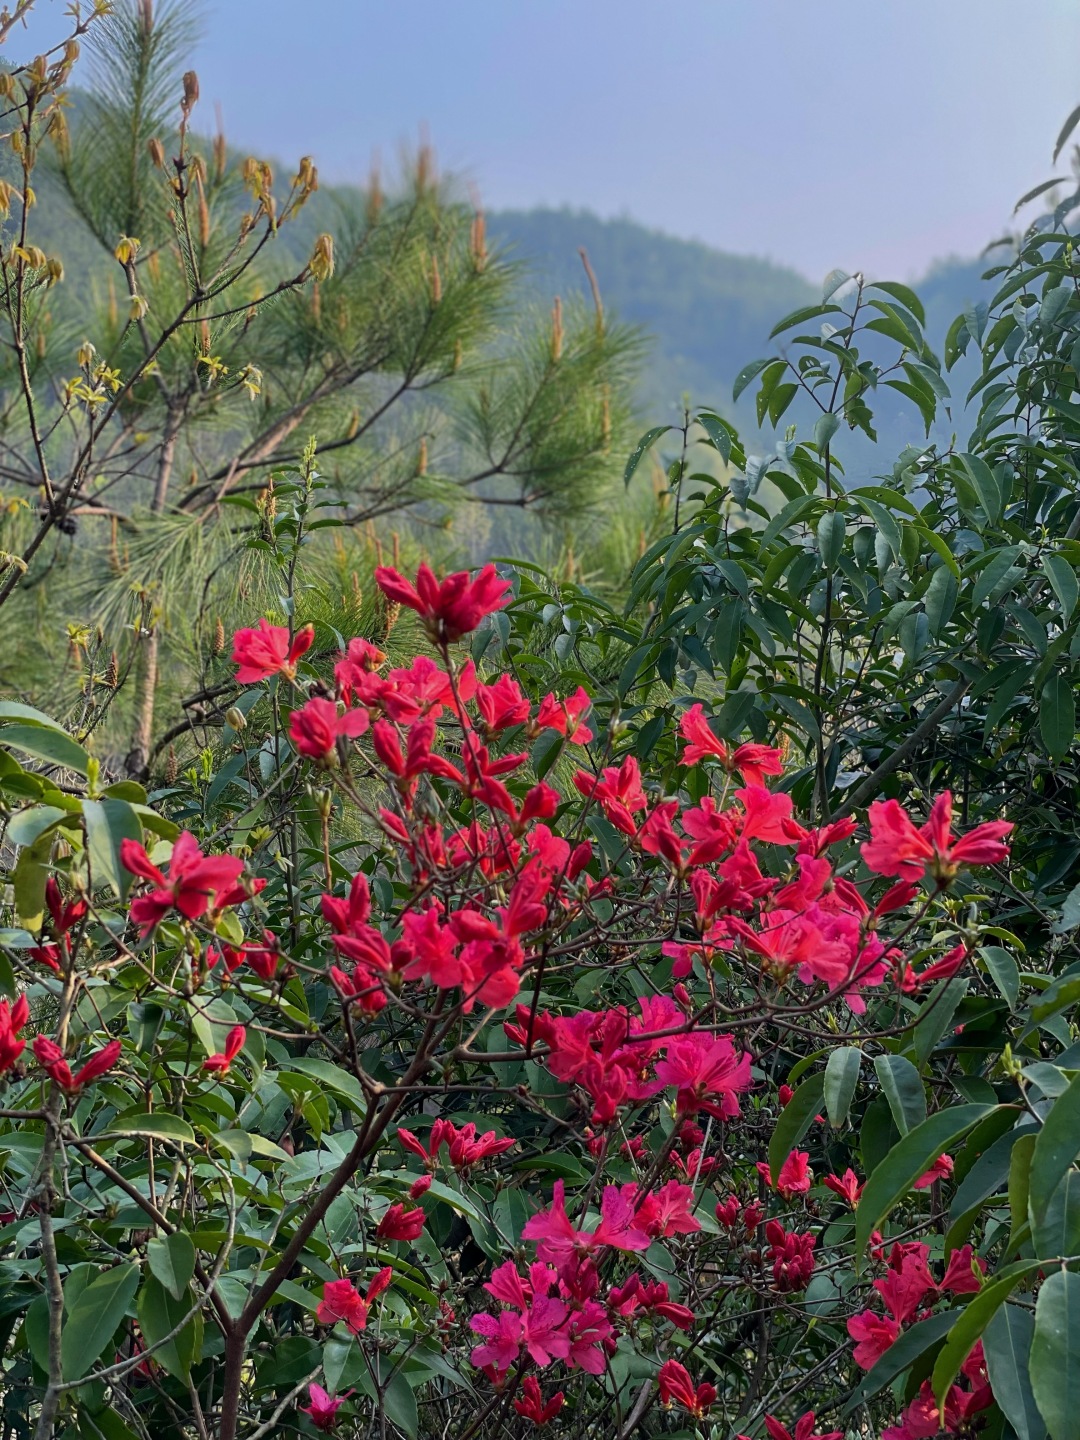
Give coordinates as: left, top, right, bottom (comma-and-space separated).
0, 558, 1072, 1440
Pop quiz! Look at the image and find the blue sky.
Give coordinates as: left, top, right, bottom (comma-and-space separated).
13, 0, 1080, 281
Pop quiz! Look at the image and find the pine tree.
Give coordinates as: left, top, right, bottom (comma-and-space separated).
0, 0, 639, 772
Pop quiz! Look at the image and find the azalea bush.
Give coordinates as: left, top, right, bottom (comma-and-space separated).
2, 553, 1077, 1440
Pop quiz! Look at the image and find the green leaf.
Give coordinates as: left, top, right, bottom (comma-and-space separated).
924, 565, 958, 636
874, 1054, 927, 1134
1043, 554, 1079, 619
61, 1263, 139, 1381
768, 1071, 825, 1186
814, 412, 840, 451
855, 1105, 994, 1262
696, 412, 732, 464
0, 701, 71, 731
1029, 1073, 1080, 1242
985, 1303, 1048, 1440
382, 1369, 419, 1439
623, 426, 671, 488
285, 1056, 367, 1114
914, 978, 968, 1067
823, 1047, 862, 1129
104, 1114, 196, 1146
1030, 1270, 1080, 1440
816, 511, 846, 570
83, 799, 143, 900
982, 946, 1020, 1009
0, 724, 89, 775
841, 1311, 958, 1416
932, 1262, 1041, 1406
147, 1233, 196, 1301
868, 281, 927, 325
6, 804, 69, 849
1033, 1170, 1080, 1260
1053, 100, 1080, 160
732, 357, 771, 403
1040, 673, 1075, 763
1052, 880, 1080, 935
959, 453, 1003, 525
137, 1276, 201, 1382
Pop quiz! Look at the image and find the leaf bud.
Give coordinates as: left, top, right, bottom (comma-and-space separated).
309, 233, 334, 282
181, 69, 199, 112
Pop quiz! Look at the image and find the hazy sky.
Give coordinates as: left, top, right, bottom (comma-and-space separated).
13, 0, 1080, 282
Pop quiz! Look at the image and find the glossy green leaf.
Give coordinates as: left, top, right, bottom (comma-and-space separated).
1043, 554, 1079, 619
874, 1054, 926, 1134
823, 1047, 862, 1128
61, 1263, 139, 1381
137, 1276, 201, 1381
982, 946, 1020, 1009
83, 798, 143, 900
1039, 673, 1075, 764
147, 1232, 196, 1301
1030, 1270, 1080, 1440
105, 1114, 196, 1146
841, 1311, 957, 1416
1029, 1073, 1080, 1242
932, 1262, 1040, 1406
623, 426, 670, 488
768, 1072, 825, 1187
855, 1105, 994, 1262
0, 724, 89, 775
985, 1303, 1048, 1440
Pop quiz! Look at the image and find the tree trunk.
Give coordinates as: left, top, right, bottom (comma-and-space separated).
125, 405, 182, 777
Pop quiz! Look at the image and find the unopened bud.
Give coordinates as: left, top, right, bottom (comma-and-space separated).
225, 706, 246, 732
409, 1174, 432, 1200
148, 137, 166, 169
182, 70, 199, 112
551, 296, 563, 363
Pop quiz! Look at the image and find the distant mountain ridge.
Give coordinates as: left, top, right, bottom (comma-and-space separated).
488, 206, 991, 442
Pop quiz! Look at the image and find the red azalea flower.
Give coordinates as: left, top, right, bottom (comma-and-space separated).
678, 703, 784, 785
847, 1309, 901, 1369
203, 1024, 246, 1074
231, 619, 314, 683
120, 832, 245, 932
914, 1153, 953, 1189
376, 1203, 425, 1242
535, 687, 593, 744
655, 1032, 752, 1119
758, 1149, 812, 1199
941, 1243, 986, 1294
299, 1382, 346, 1432
33, 1035, 121, 1092
374, 562, 511, 643
862, 791, 1012, 885
513, 1375, 565, 1426
823, 1169, 864, 1207
0, 996, 29, 1074
657, 1358, 716, 1418
764, 1411, 844, 1440
289, 696, 369, 762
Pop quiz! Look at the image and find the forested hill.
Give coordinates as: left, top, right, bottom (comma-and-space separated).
489, 206, 991, 438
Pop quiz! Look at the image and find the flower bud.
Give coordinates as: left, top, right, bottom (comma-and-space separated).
224, 706, 246, 732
